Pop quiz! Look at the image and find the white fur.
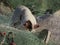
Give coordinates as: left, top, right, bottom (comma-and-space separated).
18, 6, 37, 26
11, 5, 37, 29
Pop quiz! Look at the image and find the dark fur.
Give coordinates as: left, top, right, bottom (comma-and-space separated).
23, 20, 32, 31
23, 20, 39, 31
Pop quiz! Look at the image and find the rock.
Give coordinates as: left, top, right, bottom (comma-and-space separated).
36, 10, 60, 44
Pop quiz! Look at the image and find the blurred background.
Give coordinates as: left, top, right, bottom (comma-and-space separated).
0, 0, 60, 45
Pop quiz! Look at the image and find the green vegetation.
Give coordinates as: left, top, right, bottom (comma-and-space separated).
1, 0, 60, 16
0, 0, 60, 45
0, 24, 57, 45
0, 14, 58, 45
0, 13, 12, 24
2, 0, 60, 15
0, 25, 45, 45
